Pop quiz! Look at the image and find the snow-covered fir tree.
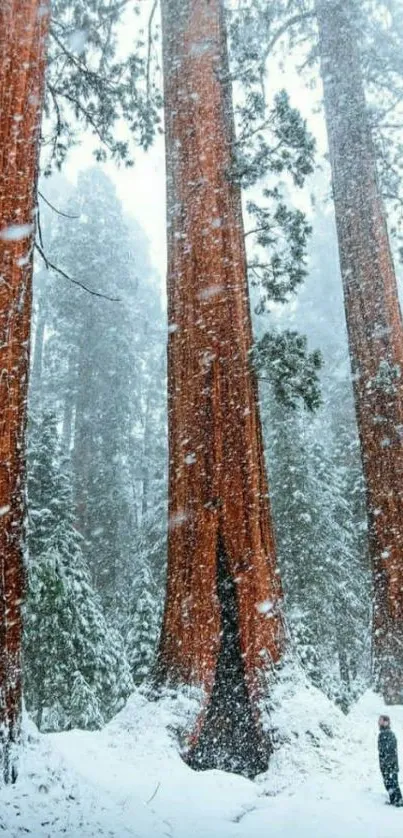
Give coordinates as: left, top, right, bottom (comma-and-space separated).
24, 410, 133, 731
257, 205, 371, 707
28, 167, 168, 704
262, 393, 370, 709
126, 563, 162, 685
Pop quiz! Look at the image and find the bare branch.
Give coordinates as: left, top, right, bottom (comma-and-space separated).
39, 191, 79, 219
261, 11, 316, 66
36, 202, 45, 253
35, 243, 121, 302
244, 226, 272, 238
146, 0, 159, 105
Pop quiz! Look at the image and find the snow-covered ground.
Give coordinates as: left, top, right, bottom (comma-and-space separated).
1, 682, 403, 837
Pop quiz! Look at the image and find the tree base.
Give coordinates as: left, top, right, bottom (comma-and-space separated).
183, 537, 271, 779
0, 734, 19, 786
184, 695, 270, 779
374, 629, 403, 705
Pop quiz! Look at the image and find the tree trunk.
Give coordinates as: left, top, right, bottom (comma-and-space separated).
73, 329, 93, 540
31, 291, 46, 393
333, 598, 351, 714
316, 0, 403, 703
61, 348, 77, 454
141, 389, 153, 519
0, 0, 49, 782
62, 391, 74, 454
157, 0, 284, 776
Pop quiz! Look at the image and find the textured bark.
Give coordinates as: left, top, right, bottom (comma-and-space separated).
157, 0, 284, 774
0, 0, 50, 782
316, 0, 403, 703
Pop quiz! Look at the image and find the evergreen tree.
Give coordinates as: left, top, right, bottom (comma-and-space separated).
125, 372, 167, 685
39, 168, 164, 615
256, 206, 371, 708
29, 167, 168, 701
126, 563, 162, 685
262, 394, 370, 709
24, 411, 133, 732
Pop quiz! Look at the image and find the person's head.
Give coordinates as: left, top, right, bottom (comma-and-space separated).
378, 714, 391, 730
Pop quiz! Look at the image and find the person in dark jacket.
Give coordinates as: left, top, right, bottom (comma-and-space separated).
378, 715, 403, 806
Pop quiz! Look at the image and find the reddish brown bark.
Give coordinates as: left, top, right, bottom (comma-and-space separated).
157, 0, 284, 774
0, 0, 50, 782
316, 0, 403, 703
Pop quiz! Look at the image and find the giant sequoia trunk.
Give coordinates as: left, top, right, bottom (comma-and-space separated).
316, 0, 403, 703
157, 0, 284, 775
0, 0, 49, 782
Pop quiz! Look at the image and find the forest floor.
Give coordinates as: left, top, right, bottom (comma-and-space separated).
1, 680, 403, 837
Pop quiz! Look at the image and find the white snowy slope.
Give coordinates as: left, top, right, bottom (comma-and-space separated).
1, 685, 403, 838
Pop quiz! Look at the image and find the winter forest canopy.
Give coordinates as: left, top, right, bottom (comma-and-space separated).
1, 0, 403, 833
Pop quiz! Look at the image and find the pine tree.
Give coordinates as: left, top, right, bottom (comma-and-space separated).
126, 399, 167, 686
262, 393, 370, 710
0, 0, 50, 784
24, 411, 133, 731
256, 203, 372, 708
30, 167, 169, 690
126, 564, 162, 685
70, 673, 104, 731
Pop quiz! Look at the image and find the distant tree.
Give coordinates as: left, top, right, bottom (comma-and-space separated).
38, 169, 156, 613
0, 0, 50, 784
263, 393, 370, 710
255, 203, 371, 707
124, 353, 167, 684
28, 169, 169, 690
24, 411, 133, 731
30, 175, 74, 406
